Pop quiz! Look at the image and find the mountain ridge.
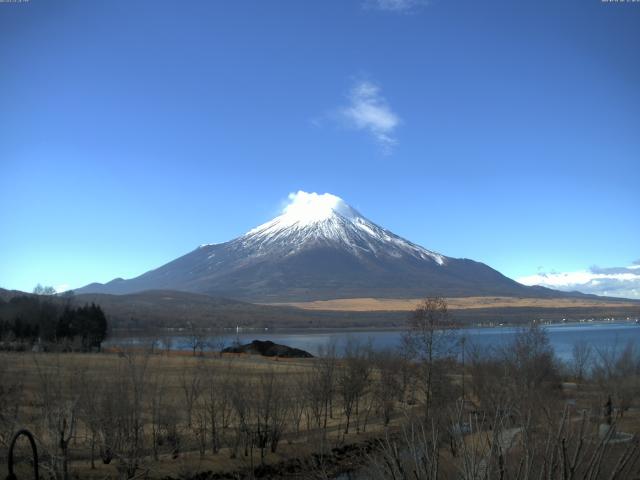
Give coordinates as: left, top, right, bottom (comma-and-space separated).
74, 192, 596, 302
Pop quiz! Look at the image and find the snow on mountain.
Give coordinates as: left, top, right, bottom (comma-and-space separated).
239, 191, 446, 265
75, 191, 566, 301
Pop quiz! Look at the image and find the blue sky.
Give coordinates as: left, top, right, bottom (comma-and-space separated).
1, 0, 639, 297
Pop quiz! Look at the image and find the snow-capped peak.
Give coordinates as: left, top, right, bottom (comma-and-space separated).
280, 191, 358, 226
246, 191, 359, 235
241, 191, 446, 266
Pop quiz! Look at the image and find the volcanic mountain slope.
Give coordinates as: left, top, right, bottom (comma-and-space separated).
76, 192, 580, 302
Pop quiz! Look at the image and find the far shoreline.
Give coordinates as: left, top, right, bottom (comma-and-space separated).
105, 317, 640, 339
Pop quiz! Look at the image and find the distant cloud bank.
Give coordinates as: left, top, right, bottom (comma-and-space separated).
517, 261, 640, 299
339, 80, 400, 153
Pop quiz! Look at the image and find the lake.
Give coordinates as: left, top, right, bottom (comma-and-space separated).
104, 321, 640, 362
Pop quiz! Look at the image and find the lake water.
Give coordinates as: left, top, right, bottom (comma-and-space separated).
105, 321, 640, 362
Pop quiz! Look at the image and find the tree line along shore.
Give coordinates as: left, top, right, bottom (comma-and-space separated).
0, 293, 107, 352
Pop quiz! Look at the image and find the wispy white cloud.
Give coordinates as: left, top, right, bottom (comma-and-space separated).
339, 80, 400, 153
365, 0, 428, 12
517, 261, 640, 299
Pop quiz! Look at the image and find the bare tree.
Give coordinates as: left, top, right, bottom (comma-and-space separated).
289, 372, 308, 440
304, 367, 326, 433
592, 340, 640, 418
229, 377, 251, 459
77, 367, 105, 469
163, 335, 174, 355
207, 323, 228, 357
33, 284, 57, 295
338, 338, 372, 434
146, 362, 167, 461
468, 344, 512, 417
181, 359, 204, 428
312, 342, 338, 436
372, 349, 402, 426
33, 355, 80, 480
156, 399, 182, 459
253, 369, 289, 461
504, 324, 562, 422
0, 354, 23, 463
469, 325, 562, 424
366, 401, 640, 480
404, 297, 457, 420
194, 398, 209, 459
364, 421, 442, 480
571, 339, 593, 381
100, 351, 150, 479
186, 322, 206, 357
203, 364, 233, 454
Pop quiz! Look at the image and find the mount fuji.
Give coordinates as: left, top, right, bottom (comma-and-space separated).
76, 192, 568, 301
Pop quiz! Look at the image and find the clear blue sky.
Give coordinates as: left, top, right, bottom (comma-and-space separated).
1, 0, 638, 294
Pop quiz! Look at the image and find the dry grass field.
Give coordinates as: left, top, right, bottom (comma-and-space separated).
0, 350, 415, 479
3, 329, 640, 480
267, 296, 640, 312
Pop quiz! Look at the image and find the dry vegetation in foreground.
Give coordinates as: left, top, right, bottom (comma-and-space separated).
0, 346, 420, 480
2, 299, 640, 480
267, 296, 640, 312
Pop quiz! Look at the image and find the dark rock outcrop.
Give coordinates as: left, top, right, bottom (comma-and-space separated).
222, 340, 313, 358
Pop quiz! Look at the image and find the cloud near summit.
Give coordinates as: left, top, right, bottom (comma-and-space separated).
338, 80, 400, 153
283, 191, 344, 215
279, 191, 354, 224
517, 262, 640, 299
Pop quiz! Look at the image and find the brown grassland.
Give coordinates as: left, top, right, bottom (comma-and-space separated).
1, 349, 415, 479
2, 314, 640, 480
267, 296, 640, 312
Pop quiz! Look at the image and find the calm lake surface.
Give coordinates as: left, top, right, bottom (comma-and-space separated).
105, 321, 640, 362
